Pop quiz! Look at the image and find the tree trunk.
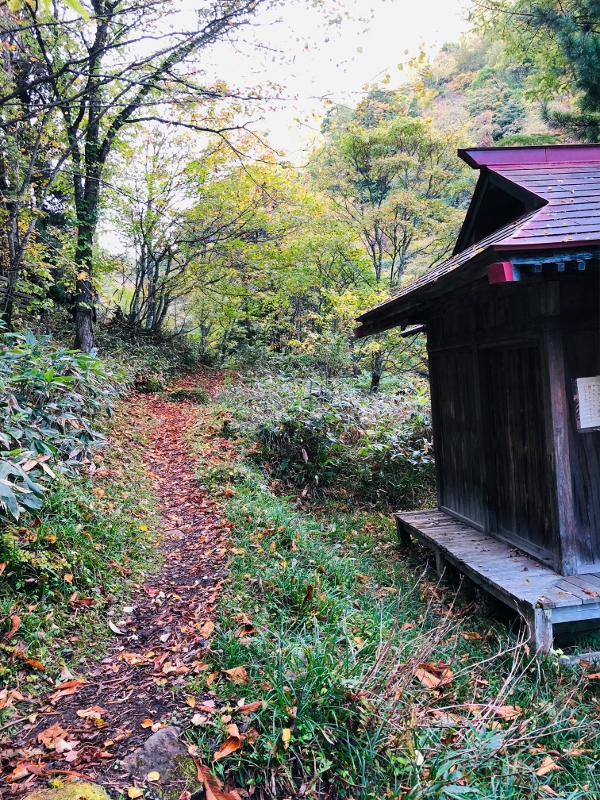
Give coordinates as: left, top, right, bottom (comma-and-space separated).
74, 276, 96, 352
370, 350, 383, 392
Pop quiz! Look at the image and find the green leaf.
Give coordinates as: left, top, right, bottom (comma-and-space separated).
0, 479, 20, 519
62, 0, 91, 21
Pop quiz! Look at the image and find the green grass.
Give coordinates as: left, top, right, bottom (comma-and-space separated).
186, 402, 600, 800
0, 403, 161, 709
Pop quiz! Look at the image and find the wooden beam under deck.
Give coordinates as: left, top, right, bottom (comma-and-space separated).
395, 510, 600, 651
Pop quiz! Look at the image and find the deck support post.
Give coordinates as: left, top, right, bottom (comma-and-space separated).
396, 517, 412, 548
435, 548, 447, 581
523, 605, 553, 652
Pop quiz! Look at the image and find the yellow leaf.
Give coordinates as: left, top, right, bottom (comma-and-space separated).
128, 789, 143, 799
186, 696, 196, 708
146, 771, 160, 782
282, 728, 291, 749
64, 574, 73, 584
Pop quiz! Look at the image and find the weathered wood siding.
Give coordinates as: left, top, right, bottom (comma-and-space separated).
426, 266, 600, 575
561, 273, 600, 571
430, 347, 484, 528
483, 344, 553, 559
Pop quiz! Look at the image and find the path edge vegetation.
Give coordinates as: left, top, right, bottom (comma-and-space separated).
0, 376, 164, 719
182, 385, 600, 800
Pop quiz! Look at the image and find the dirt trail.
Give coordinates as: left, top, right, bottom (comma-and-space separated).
1, 371, 232, 797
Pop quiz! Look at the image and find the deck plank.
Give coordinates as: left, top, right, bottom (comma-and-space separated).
394, 511, 600, 621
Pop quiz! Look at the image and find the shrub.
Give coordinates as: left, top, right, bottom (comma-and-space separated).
224, 376, 436, 509
135, 374, 165, 393
95, 325, 203, 389
0, 328, 114, 520
168, 387, 209, 403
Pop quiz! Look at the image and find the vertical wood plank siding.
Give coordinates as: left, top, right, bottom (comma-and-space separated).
484, 344, 553, 558
563, 329, 600, 569
430, 347, 484, 527
425, 269, 599, 574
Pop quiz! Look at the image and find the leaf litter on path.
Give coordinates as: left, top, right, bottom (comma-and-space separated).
0, 371, 235, 797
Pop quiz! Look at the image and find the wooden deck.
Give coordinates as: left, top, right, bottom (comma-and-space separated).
395, 510, 600, 651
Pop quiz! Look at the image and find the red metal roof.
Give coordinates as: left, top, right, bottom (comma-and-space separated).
355, 146, 600, 332
489, 162, 599, 249
458, 143, 599, 168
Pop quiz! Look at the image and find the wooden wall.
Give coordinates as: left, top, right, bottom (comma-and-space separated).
561, 275, 600, 571
426, 264, 599, 575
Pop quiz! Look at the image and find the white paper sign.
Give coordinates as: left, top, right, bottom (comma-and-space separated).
576, 376, 600, 430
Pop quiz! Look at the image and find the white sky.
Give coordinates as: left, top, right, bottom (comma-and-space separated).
205, 0, 472, 157
100, 0, 471, 253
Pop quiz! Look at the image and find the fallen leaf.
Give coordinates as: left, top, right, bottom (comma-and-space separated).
535, 756, 562, 777
223, 666, 249, 685
191, 713, 209, 726
415, 668, 442, 689
24, 656, 45, 671
12, 644, 45, 671
119, 652, 146, 666
196, 703, 217, 713
415, 662, 453, 689
464, 703, 521, 720
539, 786, 558, 797
235, 623, 256, 638
55, 738, 73, 754
64, 573, 73, 584
198, 620, 215, 638
38, 722, 68, 749
76, 705, 106, 720
4, 614, 21, 640
213, 724, 243, 761
582, 589, 598, 597
141, 718, 154, 728
69, 597, 96, 607
196, 763, 243, 800
238, 701, 262, 715
147, 771, 160, 782
186, 696, 196, 708
108, 620, 124, 635
48, 679, 85, 704
128, 788, 144, 798
5, 765, 30, 783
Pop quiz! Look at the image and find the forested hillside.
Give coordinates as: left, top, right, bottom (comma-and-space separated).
1, 0, 599, 797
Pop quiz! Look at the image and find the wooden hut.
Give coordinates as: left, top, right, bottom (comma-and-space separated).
355, 144, 600, 650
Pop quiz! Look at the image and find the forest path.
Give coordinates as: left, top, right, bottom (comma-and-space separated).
2, 370, 231, 797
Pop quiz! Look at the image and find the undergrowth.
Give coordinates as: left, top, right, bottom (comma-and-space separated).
0, 402, 161, 708
223, 375, 436, 510
187, 400, 600, 800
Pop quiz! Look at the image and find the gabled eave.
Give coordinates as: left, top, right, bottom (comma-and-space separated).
453, 167, 547, 256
